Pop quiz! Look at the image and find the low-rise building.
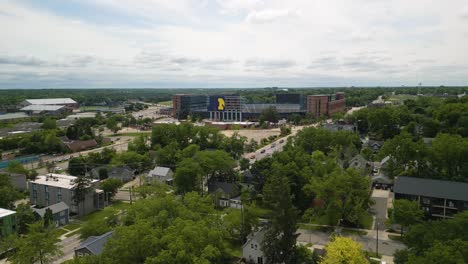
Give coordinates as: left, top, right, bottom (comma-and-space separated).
32, 202, 69, 226
147, 166, 173, 185
208, 181, 241, 209
0, 208, 16, 239
89, 166, 134, 182
348, 154, 369, 174
29, 173, 104, 217
242, 228, 266, 264
75, 231, 113, 257
394, 176, 468, 219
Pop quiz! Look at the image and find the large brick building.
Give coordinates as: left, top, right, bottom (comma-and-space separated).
306, 92, 345, 118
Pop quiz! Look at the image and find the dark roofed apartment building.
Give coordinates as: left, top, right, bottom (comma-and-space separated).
394, 176, 468, 219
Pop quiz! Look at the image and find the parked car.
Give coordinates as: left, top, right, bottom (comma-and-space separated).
260, 149, 266, 154
279, 139, 284, 143
271, 143, 276, 148
250, 154, 256, 159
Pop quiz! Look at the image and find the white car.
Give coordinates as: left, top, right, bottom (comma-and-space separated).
54, 167, 63, 171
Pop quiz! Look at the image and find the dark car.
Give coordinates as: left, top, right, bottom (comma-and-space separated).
260, 149, 266, 154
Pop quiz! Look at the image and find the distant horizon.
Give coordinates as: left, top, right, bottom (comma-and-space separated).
0, 85, 467, 90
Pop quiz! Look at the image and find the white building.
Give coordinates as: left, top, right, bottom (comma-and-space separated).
242, 228, 266, 264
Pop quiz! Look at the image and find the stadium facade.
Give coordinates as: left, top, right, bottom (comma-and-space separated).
172, 92, 345, 121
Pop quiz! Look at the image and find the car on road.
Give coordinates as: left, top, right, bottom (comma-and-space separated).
54, 166, 63, 171
279, 139, 284, 143
250, 154, 256, 159
260, 149, 266, 154
271, 143, 276, 148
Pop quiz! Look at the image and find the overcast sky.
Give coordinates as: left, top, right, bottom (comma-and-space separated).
1, 0, 468, 88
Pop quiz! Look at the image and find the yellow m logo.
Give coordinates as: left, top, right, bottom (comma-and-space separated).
217, 98, 225, 110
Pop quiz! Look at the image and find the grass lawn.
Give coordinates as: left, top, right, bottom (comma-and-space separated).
341, 228, 368, 236
157, 101, 172, 106
388, 234, 403, 242
298, 224, 334, 233
53, 228, 69, 237
80, 201, 131, 222
114, 131, 152, 137
62, 222, 81, 232
65, 229, 81, 238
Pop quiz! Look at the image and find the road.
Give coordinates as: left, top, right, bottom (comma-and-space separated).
243, 124, 316, 163
297, 228, 405, 256
53, 234, 81, 264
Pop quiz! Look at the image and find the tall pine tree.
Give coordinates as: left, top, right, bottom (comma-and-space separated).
262, 163, 299, 264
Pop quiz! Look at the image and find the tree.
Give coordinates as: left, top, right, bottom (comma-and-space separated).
7, 222, 62, 264
15, 203, 36, 234
391, 199, 424, 235
106, 117, 121, 134
259, 106, 279, 123
280, 125, 291, 136
406, 240, 468, 264
429, 134, 468, 181
0, 173, 21, 209
239, 157, 250, 171
41, 118, 57, 130
43, 208, 54, 228
174, 159, 203, 194
262, 168, 299, 264
100, 178, 123, 201
320, 237, 368, 264
72, 175, 92, 216
128, 135, 149, 155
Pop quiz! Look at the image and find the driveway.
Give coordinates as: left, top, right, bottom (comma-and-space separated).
370, 189, 390, 229
53, 233, 81, 264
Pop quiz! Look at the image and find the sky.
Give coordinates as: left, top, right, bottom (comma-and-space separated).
1, 0, 468, 88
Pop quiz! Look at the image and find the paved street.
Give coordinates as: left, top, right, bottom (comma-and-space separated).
53, 234, 81, 264
297, 228, 405, 256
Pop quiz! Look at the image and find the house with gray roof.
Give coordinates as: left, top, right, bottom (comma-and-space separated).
147, 166, 174, 185
75, 231, 113, 257
348, 154, 369, 174
394, 177, 468, 219
89, 166, 134, 182
208, 181, 242, 209
32, 201, 69, 226
242, 228, 266, 264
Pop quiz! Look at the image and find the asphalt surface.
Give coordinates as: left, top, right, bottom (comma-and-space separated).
297, 229, 405, 256
53, 234, 81, 264
370, 189, 390, 229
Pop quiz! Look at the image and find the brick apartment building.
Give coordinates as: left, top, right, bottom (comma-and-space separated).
306, 92, 345, 118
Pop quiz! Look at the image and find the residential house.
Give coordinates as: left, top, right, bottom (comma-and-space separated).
75, 231, 113, 257
242, 228, 266, 264
322, 123, 356, 132
89, 166, 134, 182
208, 181, 242, 209
0, 208, 16, 239
32, 202, 69, 226
348, 154, 369, 174
29, 173, 104, 217
394, 177, 468, 219
147, 166, 174, 185
363, 139, 384, 153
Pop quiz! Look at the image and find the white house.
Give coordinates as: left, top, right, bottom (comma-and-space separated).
242, 228, 266, 264
147, 166, 174, 185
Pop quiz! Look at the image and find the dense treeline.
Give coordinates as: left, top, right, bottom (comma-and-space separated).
394, 211, 468, 264
251, 127, 371, 228
348, 96, 468, 139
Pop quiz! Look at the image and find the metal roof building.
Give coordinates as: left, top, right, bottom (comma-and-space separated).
394, 176, 468, 201
23, 98, 77, 105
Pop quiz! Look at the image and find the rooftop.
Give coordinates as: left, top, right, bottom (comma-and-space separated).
394, 176, 468, 201
20, 105, 65, 111
31, 173, 98, 189
0, 208, 16, 218
0, 112, 29, 120
25, 98, 77, 105
76, 231, 113, 255
148, 166, 172, 177
33, 202, 69, 217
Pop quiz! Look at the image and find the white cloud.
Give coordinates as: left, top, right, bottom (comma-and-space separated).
0, 0, 468, 87
245, 9, 299, 23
